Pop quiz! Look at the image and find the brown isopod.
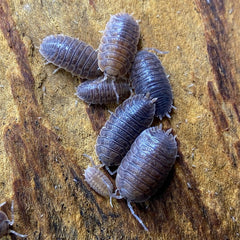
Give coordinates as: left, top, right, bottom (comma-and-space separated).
0, 201, 27, 238
98, 13, 140, 79
96, 93, 156, 175
39, 34, 102, 79
83, 154, 114, 207
113, 125, 178, 231
76, 76, 131, 105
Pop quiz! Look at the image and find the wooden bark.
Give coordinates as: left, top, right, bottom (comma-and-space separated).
0, 0, 240, 239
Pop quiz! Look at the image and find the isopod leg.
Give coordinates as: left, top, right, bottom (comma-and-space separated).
9, 200, 14, 225
130, 88, 134, 97
109, 196, 113, 208
0, 201, 6, 207
111, 189, 123, 200
44, 60, 50, 65
111, 80, 119, 104
100, 177, 114, 208
144, 47, 169, 55
127, 201, 149, 231
52, 67, 61, 74
108, 110, 114, 115
94, 74, 108, 84
165, 113, 171, 119
0, 201, 27, 237
9, 230, 28, 238
105, 166, 117, 175
83, 154, 104, 168
166, 128, 172, 135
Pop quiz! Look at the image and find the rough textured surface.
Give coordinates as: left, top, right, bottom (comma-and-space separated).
0, 0, 239, 239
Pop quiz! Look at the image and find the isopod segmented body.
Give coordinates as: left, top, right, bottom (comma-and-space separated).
96, 93, 156, 173
114, 125, 178, 231
76, 77, 131, 105
40, 35, 102, 79
98, 13, 140, 78
130, 50, 174, 119
83, 155, 114, 206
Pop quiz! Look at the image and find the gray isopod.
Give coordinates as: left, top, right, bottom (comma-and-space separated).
113, 125, 178, 231
0, 201, 27, 238
130, 50, 174, 120
96, 93, 156, 174
39, 34, 102, 79
98, 13, 140, 79
83, 154, 114, 207
76, 76, 131, 105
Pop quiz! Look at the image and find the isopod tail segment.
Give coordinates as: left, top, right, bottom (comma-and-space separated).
161, 105, 177, 121
0, 200, 28, 238
111, 190, 149, 231
83, 154, 114, 207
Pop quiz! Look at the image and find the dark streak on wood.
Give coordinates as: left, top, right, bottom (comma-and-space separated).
3, 73, 117, 238
233, 103, 240, 122
208, 81, 229, 132
70, 167, 112, 222
234, 141, 240, 160
196, 0, 240, 165
0, 0, 37, 108
86, 104, 107, 133
174, 153, 221, 238
195, 0, 240, 121
207, 82, 238, 167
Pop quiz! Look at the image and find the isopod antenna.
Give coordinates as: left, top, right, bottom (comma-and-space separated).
127, 201, 149, 231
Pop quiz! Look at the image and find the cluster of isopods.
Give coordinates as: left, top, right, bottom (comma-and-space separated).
40, 13, 178, 232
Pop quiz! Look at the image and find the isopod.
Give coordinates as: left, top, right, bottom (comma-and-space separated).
83, 154, 114, 207
98, 13, 140, 79
39, 34, 102, 79
0, 201, 27, 238
76, 76, 131, 105
96, 93, 156, 174
130, 50, 174, 120
113, 125, 178, 231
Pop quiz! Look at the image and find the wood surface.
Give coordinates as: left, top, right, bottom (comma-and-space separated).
0, 0, 240, 239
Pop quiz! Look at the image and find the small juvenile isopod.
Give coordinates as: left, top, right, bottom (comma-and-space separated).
39, 34, 102, 79
130, 50, 174, 120
98, 13, 140, 79
0, 201, 27, 238
76, 76, 131, 105
113, 125, 178, 231
96, 93, 156, 174
83, 154, 114, 207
